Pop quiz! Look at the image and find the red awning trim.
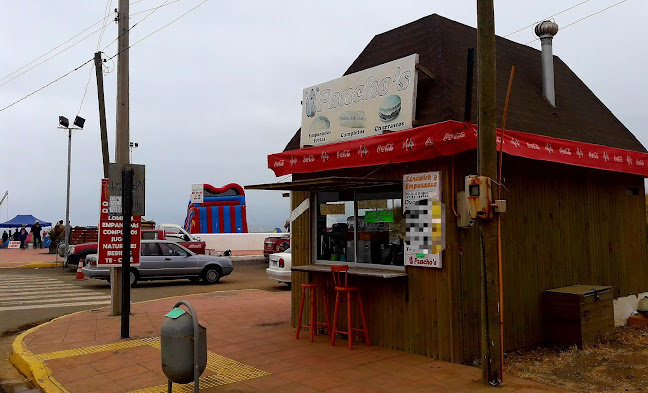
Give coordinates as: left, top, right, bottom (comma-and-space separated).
268, 120, 648, 177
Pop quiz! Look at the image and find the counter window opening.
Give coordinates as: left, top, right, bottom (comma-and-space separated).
315, 187, 404, 269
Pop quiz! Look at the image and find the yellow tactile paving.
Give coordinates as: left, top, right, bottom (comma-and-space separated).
38, 337, 160, 360
37, 336, 270, 392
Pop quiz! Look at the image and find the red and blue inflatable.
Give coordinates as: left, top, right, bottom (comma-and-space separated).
184, 183, 248, 234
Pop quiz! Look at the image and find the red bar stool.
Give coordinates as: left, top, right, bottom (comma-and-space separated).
330, 265, 370, 349
296, 282, 331, 342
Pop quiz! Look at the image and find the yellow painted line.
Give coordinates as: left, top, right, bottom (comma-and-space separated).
38, 337, 160, 360
10, 316, 74, 393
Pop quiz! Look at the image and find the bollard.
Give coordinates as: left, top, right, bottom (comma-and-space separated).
161, 301, 207, 393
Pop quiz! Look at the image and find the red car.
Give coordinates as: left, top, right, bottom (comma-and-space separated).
263, 234, 290, 262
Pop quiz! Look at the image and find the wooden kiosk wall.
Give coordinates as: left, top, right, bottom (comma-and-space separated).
289, 153, 648, 363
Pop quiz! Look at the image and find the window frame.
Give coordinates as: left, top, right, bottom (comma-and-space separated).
312, 187, 405, 271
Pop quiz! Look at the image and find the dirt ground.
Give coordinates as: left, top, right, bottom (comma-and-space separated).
506, 326, 648, 392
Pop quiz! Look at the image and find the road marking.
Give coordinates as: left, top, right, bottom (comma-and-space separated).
0, 290, 107, 301
0, 285, 82, 294
0, 295, 111, 306
0, 300, 111, 312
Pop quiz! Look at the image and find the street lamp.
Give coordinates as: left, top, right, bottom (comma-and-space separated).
58, 115, 85, 264
129, 141, 138, 162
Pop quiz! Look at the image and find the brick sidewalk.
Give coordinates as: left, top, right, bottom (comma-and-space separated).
0, 248, 60, 268
11, 289, 567, 393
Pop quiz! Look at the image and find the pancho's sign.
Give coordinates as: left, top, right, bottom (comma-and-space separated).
403, 171, 445, 268
300, 54, 419, 147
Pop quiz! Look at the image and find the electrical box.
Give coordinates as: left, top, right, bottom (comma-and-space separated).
456, 191, 474, 228
465, 175, 493, 220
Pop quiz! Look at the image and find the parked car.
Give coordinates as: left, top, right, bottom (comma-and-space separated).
67, 228, 208, 267
263, 234, 290, 262
267, 248, 291, 287
82, 240, 233, 286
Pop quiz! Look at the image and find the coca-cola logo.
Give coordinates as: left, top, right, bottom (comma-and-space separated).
588, 152, 599, 159
337, 150, 351, 158
425, 137, 433, 146
614, 155, 623, 163
442, 132, 465, 141
303, 155, 315, 163
637, 159, 644, 166
559, 147, 571, 155
526, 143, 540, 150
377, 143, 394, 153
274, 160, 284, 167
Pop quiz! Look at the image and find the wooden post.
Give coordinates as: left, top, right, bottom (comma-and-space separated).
111, 0, 130, 317
94, 52, 110, 179
476, 0, 502, 385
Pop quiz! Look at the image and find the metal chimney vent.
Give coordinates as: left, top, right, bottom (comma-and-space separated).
535, 21, 559, 106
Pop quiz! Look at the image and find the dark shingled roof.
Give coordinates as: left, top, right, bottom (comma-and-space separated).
284, 14, 645, 153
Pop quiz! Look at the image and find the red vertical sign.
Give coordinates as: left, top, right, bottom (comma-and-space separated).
98, 179, 141, 265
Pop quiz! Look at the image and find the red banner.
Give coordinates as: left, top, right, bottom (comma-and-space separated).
268, 121, 648, 177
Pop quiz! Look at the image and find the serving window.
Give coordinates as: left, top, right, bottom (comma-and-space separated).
315, 187, 404, 268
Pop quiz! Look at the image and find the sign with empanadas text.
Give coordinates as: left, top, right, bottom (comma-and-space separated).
300, 54, 419, 148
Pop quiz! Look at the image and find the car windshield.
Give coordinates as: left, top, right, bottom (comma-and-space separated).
285, 248, 291, 253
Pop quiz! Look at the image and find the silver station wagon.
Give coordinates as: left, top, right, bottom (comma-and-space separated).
82, 240, 233, 286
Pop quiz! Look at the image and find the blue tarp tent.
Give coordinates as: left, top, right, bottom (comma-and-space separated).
0, 215, 52, 228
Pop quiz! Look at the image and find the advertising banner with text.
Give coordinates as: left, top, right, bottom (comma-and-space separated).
98, 178, 141, 265
300, 54, 418, 147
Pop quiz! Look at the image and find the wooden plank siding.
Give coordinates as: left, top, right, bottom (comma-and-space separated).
289, 152, 648, 363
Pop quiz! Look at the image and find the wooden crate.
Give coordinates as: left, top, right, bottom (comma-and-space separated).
543, 285, 615, 348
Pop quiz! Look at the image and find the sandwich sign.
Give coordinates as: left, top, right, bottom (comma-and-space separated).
300, 54, 419, 148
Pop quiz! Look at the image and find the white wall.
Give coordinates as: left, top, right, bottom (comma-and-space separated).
198, 233, 288, 251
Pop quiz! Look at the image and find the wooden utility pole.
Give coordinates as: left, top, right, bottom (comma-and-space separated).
476, 0, 502, 385
111, 0, 130, 317
94, 52, 110, 179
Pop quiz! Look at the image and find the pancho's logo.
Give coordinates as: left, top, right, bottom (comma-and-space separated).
603, 152, 610, 162
511, 138, 520, 148
576, 148, 584, 158
290, 156, 297, 166
627, 155, 633, 165
545, 143, 554, 154
321, 152, 329, 162
377, 143, 394, 153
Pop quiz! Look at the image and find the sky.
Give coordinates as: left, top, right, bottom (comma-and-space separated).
0, 0, 646, 231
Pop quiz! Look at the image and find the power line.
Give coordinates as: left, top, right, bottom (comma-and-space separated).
0, 0, 208, 114
504, 0, 592, 37
0, 59, 93, 113
524, 0, 629, 44
97, 0, 115, 50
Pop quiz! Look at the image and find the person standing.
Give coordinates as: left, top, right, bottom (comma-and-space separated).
13, 229, 19, 241
1, 230, 7, 248
31, 221, 43, 249
19, 225, 28, 249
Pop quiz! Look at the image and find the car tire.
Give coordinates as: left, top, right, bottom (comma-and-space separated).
201, 266, 221, 284
129, 269, 139, 286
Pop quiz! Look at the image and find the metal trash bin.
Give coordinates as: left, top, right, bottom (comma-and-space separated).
161, 301, 207, 392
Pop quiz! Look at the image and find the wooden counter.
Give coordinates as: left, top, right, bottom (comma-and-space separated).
292, 264, 407, 279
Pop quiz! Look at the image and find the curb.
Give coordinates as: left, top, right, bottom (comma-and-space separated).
0, 262, 61, 269
9, 314, 75, 393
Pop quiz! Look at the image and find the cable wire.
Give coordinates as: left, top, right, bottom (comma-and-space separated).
503, 0, 592, 37
0, 0, 207, 113
76, 62, 96, 118
524, 0, 629, 44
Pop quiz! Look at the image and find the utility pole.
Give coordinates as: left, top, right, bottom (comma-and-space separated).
94, 52, 110, 179
476, 0, 502, 385
111, 0, 130, 317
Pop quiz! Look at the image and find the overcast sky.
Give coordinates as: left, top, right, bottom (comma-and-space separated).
1, 0, 646, 230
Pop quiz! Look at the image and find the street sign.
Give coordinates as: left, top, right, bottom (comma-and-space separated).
98, 178, 141, 265
108, 163, 145, 216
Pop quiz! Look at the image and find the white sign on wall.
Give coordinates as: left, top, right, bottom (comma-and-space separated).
403, 171, 444, 268
300, 54, 419, 147
191, 184, 204, 204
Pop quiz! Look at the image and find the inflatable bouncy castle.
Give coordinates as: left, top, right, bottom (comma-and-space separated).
184, 183, 248, 234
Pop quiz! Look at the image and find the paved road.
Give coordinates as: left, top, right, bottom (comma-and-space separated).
0, 259, 289, 391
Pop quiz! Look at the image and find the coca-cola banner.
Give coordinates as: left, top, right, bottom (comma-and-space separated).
269, 120, 648, 177
271, 121, 476, 176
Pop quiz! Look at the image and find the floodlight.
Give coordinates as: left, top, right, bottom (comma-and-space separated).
73, 116, 85, 129
59, 116, 69, 128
